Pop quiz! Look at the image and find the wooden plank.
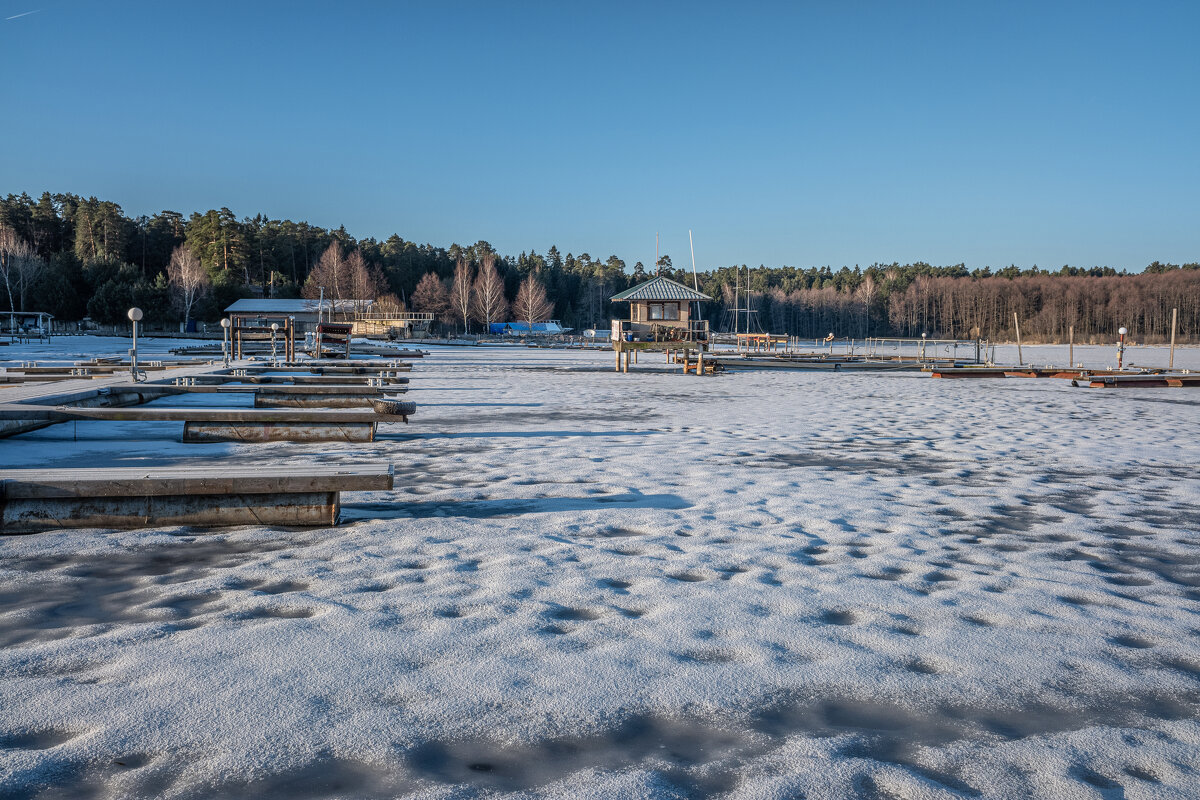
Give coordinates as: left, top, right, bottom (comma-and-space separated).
0, 463, 394, 498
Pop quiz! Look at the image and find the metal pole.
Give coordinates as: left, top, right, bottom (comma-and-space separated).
1069, 324, 1074, 368
1117, 326, 1127, 370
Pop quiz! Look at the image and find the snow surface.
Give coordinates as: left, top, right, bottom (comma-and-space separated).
1, 337, 1199, 799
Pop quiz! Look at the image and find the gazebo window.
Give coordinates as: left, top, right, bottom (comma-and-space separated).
649, 303, 680, 321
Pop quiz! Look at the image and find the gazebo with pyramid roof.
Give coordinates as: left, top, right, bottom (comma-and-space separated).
609, 275, 712, 371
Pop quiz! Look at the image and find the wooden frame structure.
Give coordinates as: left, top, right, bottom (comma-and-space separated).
231, 314, 296, 361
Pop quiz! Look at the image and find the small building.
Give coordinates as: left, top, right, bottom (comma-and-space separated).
224, 298, 433, 339
609, 275, 711, 344
609, 275, 712, 371
224, 298, 373, 335
2, 311, 54, 337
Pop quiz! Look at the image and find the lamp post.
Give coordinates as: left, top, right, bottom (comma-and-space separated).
270, 322, 280, 365
920, 332, 927, 362
220, 317, 231, 367
827, 332, 834, 355
1117, 326, 1128, 370
128, 307, 143, 381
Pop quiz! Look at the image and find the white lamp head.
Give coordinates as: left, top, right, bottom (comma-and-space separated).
220, 318, 231, 329
127, 307, 143, 322
1118, 326, 1128, 336
270, 322, 280, 331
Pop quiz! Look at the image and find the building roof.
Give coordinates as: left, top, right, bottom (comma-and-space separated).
609, 275, 712, 302
224, 298, 372, 314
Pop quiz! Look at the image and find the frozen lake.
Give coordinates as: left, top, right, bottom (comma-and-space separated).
2, 338, 1199, 798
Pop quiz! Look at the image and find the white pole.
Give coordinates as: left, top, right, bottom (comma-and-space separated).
689, 230, 699, 291
1170, 307, 1178, 370
688, 230, 700, 339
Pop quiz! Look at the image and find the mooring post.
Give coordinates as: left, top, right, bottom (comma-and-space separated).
615, 348, 621, 372
1170, 307, 1178, 370
697, 350, 704, 376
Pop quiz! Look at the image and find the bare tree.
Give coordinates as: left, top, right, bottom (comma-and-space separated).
514, 275, 553, 334
471, 254, 508, 330
167, 244, 210, 327
0, 227, 45, 329
449, 257, 474, 334
344, 249, 381, 311
303, 242, 347, 304
412, 272, 450, 321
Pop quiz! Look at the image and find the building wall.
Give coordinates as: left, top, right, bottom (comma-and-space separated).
630, 301, 691, 327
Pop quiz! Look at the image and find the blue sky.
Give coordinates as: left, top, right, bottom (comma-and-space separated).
2, 1, 1197, 271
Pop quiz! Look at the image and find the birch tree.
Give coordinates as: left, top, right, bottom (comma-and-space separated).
0, 227, 45, 327
514, 275, 553, 334
303, 241, 347, 305
471, 254, 508, 329
449, 257, 473, 334
167, 244, 209, 327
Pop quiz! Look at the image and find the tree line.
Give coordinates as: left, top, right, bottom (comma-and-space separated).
0, 191, 1195, 341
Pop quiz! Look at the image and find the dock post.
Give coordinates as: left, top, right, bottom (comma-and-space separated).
697, 351, 704, 376
615, 348, 621, 372
632, 349, 638, 365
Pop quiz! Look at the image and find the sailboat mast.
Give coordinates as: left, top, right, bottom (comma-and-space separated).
688, 230, 698, 291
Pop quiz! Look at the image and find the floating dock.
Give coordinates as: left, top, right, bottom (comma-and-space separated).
0, 463, 394, 533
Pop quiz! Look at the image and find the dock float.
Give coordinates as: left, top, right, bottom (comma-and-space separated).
1078, 373, 1200, 388
0, 463, 394, 533
0, 403, 417, 442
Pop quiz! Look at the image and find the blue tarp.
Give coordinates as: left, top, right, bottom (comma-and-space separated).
489, 322, 566, 335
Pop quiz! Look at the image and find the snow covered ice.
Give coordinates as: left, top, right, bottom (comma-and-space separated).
2, 339, 1200, 799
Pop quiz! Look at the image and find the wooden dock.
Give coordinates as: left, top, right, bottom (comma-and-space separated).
0, 463, 394, 532
0, 356, 418, 441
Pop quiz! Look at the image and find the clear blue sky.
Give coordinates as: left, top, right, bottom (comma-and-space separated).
3, 1, 1197, 272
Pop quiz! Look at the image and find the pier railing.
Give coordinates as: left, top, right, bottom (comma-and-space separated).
611, 319, 709, 343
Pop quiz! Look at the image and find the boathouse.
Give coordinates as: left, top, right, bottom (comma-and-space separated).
610, 275, 711, 344
609, 275, 712, 371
